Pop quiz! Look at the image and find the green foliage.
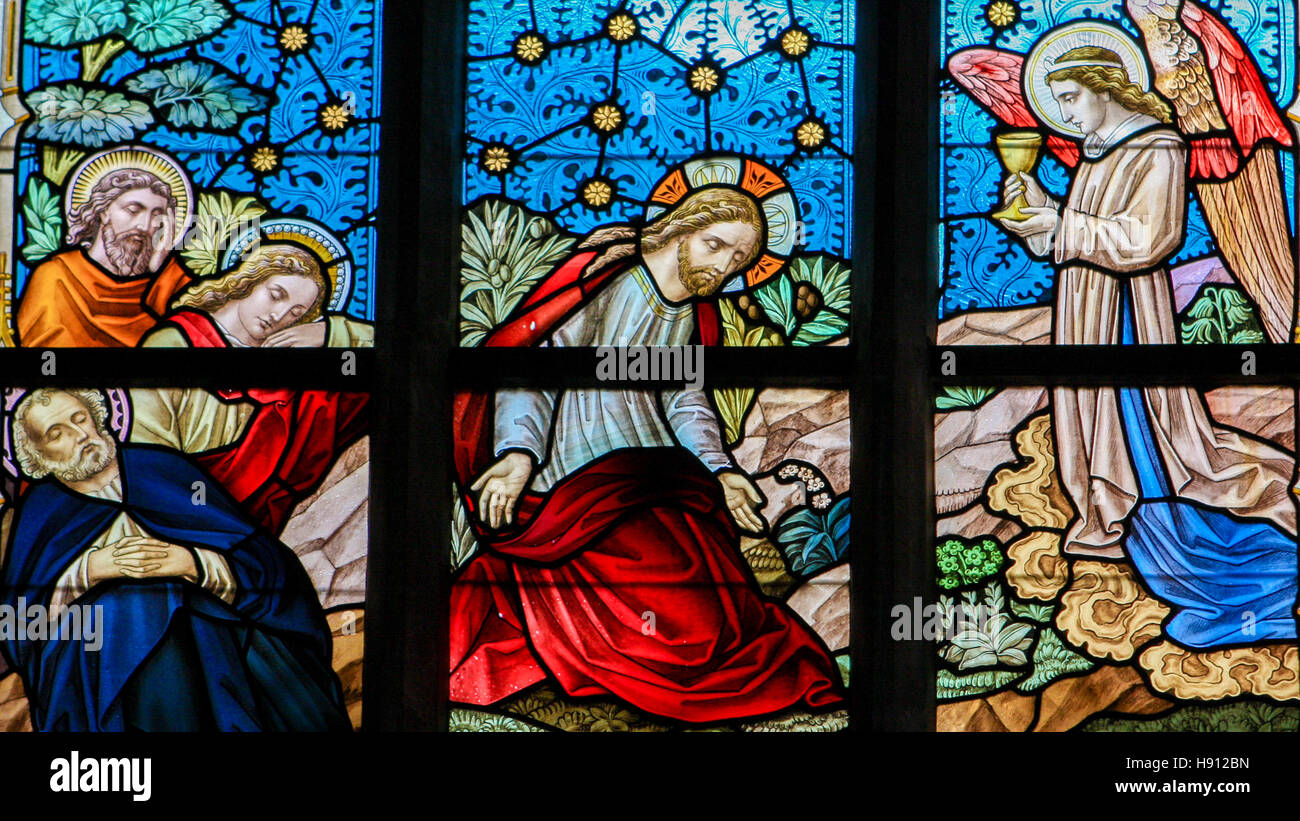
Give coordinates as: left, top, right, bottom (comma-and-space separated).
450, 486, 479, 572
773, 496, 850, 577
180, 190, 268, 276
26, 84, 153, 147
20, 178, 64, 263
750, 255, 852, 346
1016, 627, 1094, 692
123, 0, 228, 52
25, 0, 126, 47
1008, 599, 1053, 624
460, 199, 576, 346
126, 60, 266, 130
25, 0, 229, 52
753, 272, 797, 336
936, 537, 1003, 589
1082, 701, 1300, 733
712, 298, 783, 445
448, 709, 545, 733
937, 668, 1023, 700
1180, 284, 1265, 345
936, 386, 996, 411
938, 583, 1034, 670
790, 254, 850, 314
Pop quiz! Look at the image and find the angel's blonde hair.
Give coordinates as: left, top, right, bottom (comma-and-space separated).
1047, 46, 1172, 124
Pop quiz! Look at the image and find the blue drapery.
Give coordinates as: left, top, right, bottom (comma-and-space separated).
1116, 287, 1298, 647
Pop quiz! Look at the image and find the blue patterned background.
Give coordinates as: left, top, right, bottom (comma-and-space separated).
464, 0, 855, 260
939, 0, 1297, 320
16, 0, 383, 322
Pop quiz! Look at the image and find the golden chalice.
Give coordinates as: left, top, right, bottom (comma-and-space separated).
991, 131, 1044, 222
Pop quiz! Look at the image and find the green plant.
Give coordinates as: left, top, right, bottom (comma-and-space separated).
180, 190, 268, 276
935, 386, 996, 410
460, 199, 575, 346
1180, 285, 1265, 344
1016, 626, 1094, 691
936, 537, 1002, 588
20, 178, 63, 264
938, 583, 1034, 670
937, 668, 1023, 700
712, 298, 784, 445
772, 495, 850, 577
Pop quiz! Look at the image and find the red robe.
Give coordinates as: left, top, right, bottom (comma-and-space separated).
164, 309, 369, 534
451, 251, 844, 722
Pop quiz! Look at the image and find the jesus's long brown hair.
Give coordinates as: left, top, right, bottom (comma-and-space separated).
577, 186, 764, 275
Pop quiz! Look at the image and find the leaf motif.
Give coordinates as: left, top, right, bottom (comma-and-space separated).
753, 273, 797, 336
124, 0, 229, 53
179, 190, 268, 276
25, 0, 127, 48
793, 310, 848, 346
126, 60, 266, 131
26, 84, 153, 147
20, 178, 64, 263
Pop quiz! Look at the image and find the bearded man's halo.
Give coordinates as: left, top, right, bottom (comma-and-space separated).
66, 146, 195, 248
645, 155, 799, 292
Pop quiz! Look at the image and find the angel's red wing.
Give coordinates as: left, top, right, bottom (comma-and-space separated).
947, 47, 1080, 167
1180, 0, 1293, 153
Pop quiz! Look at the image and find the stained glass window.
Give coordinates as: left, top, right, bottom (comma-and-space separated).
452, 0, 858, 732
935, 0, 1300, 734
0, 385, 369, 730
3, 0, 382, 348
940, 0, 1296, 344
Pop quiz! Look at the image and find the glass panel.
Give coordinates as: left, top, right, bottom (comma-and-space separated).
0, 386, 368, 730
3, 0, 382, 348
461, 0, 855, 348
934, 383, 1299, 730
939, 0, 1298, 345
450, 386, 851, 731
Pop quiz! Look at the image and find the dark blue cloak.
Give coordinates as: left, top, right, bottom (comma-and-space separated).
0, 445, 350, 731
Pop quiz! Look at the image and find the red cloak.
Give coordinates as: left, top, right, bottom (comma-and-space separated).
165, 309, 369, 534
451, 251, 844, 722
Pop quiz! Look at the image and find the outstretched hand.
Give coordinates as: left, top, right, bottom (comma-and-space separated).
717, 470, 766, 535
470, 452, 535, 529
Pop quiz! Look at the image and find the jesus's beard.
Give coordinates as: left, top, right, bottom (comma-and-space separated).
677, 244, 727, 297
47, 435, 117, 484
102, 225, 155, 277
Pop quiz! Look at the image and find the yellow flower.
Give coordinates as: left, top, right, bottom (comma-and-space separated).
583, 180, 612, 207
607, 14, 637, 42
320, 104, 351, 131
515, 34, 545, 63
689, 65, 720, 93
987, 1, 1017, 27
250, 147, 278, 173
796, 120, 825, 148
780, 28, 810, 57
591, 104, 622, 133
280, 25, 309, 52
482, 145, 511, 173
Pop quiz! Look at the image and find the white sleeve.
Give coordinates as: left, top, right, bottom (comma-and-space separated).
193, 548, 237, 605
661, 390, 734, 473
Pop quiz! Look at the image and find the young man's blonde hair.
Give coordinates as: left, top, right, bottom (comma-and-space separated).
175, 244, 328, 323
1046, 46, 1173, 124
